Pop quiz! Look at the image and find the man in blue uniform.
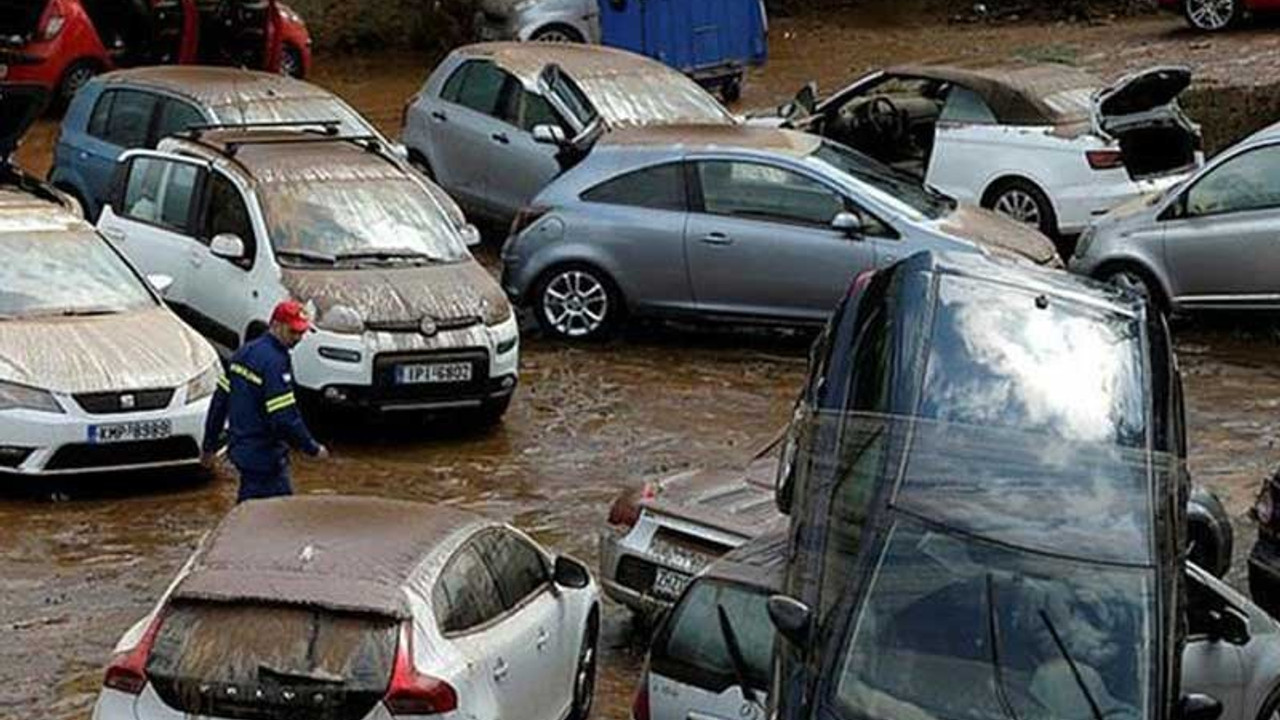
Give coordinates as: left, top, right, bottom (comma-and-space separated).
201, 300, 329, 501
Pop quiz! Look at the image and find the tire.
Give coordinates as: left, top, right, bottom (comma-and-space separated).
722, 77, 743, 104
1100, 265, 1168, 316
1184, 0, 1241, 31
983, 178, 1058, 239
533, 264, 623, 341
1254, 685, 1280, 720
530, 24, 585, 43
279, 46, 304, 78
568, 611, 599, 720
58, 61, 98, 106
475, 394, 512, 427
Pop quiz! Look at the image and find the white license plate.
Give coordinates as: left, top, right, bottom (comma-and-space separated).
88, 419, 172, 444
650, 539, 715, 575
396, 362, 472, 385
653, 567, 691, 600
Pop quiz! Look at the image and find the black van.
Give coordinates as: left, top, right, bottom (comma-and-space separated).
770, 251, 1230, 720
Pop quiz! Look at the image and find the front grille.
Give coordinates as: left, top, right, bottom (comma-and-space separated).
367, 348, 490, 403
616, 555, 657, 594
45, 437, 199, 471
365, 316, 482, 334
74, 388, 174, 415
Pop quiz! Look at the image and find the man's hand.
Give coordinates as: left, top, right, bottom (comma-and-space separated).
314, 444, 331, 460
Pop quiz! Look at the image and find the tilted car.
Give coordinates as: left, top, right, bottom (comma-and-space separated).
91, 495, 600, 720
50, 66, 404, 220
765, 63, 1201, 246
770, 251, 1225, 720
501, 125, 1060, 340
1071, 120, 1280, 315
401, 41, 736, 224
98, 125, 519, 422
0, 83, 220, 478
474, 0, 602, 43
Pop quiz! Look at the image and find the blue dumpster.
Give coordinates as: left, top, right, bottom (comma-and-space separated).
598, 0, 767, 102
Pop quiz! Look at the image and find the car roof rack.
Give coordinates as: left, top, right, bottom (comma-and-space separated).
182, 119, 343, 140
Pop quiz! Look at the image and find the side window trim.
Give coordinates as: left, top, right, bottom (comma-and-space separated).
1178, 143, 1280, 220
433, 537, 505, 637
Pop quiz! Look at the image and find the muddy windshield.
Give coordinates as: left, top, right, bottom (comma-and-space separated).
260, 177, 470, 267
210, 97, 372, 137
809, 141, 954, 220
0, 229, 156, 318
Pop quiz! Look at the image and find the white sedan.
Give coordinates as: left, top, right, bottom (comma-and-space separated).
91, 495, 600, 720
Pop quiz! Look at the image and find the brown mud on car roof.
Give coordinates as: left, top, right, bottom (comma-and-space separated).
885, 62, 1100, 126
172, 496, 488, 618
101, 66, 333, 114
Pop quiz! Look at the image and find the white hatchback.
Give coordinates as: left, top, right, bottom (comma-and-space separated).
92, 495, 600, 720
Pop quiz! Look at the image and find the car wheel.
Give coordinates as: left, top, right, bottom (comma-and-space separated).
568, 612, 599, 720
58, 61, 98, 105
1102, 266, 1167, 315
475, 395, 512, 427
279, 46, 304, 78
534, 264, 622, 341
1255, 685, 1280, 720
531, 25, 585, 43
984, 179, 1057, 238
1184, 0, 1240, 31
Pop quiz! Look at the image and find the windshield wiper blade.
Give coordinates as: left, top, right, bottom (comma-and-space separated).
337, 249, 439, 261
1039, 609, 1106, 720
985, 574, 1021, 720
276, 248, 337, 264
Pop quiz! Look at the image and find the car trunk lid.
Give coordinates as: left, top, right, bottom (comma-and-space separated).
1093, 66, 1199, 180
642, 456, 782, 538
0, 83, 48, 161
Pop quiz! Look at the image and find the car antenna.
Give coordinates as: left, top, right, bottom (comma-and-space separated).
1039, 609, 1105, 720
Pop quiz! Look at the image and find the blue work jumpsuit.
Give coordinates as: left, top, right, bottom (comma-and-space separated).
202, 334, 322, 502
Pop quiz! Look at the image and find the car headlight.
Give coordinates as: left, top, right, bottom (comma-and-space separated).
185, 363, 221, 405
317, 304, 366, 335
0, 380, 62, 413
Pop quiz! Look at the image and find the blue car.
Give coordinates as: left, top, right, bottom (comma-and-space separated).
49, 66, 393, 220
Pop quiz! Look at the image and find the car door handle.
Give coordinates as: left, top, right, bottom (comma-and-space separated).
493, 658, 509, 682
100, 228, 125, 242
699, 232, 734, 246
491, 132, 510, 145
430, 111, 447, 122
536, 629, 549, 651
77, 151, 89, 161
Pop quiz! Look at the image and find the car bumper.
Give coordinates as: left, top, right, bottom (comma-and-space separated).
292, 318, 520, 412
1053, 169, 1191, 236
0, 396, 209, 477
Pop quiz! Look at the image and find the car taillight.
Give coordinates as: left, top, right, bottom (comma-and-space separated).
631, 672, 650, 720
385, 624, 458, 716
509, 205, 550, 237
103, 613, 163, 694
40, 1, 66, 40
608, 481, 657, 529
1086, 149, 1125, 171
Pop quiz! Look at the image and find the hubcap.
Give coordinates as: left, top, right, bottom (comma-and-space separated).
993, 189, 1042, 227
1188, 0, 1234, 29
543, 271, 608, 338
535, 29, 576, 43
280, 52, 299, 77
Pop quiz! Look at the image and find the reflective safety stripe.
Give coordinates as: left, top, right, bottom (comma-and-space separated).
265, 392, 296, 413
229, 363, 262, 385
217, 375, 231, 392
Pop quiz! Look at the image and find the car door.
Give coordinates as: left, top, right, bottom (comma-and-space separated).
434, 540, 526, 720
484, 86, 570, 217
684, 158, 878, 322
926, 84, 1003, 207
1182, 569, 1247, 720
96, 151, 203, 311
1160, 142, 1280, 308
476, 528, 572, 720
427, 59, 521, 216
75, 89, 161, 212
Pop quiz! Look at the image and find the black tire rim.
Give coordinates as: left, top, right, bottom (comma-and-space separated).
573, 626, 597, 717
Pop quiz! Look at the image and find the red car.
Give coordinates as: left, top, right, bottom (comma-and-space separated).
1161, 0, 1280, 31
0, 0, 311, 103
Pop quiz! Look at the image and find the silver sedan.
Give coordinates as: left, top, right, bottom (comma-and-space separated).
1071, 121, 1280, 314
500, 125, 1060, 340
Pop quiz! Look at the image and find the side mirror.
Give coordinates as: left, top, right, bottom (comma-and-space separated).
461, 223, 482, 248
146, 273, 174, 296
532, 124, 568, 147
1178, 694, 1224, 720
553, 555, 591, 590
795, 82, 818, 115
767, 595, 812, 649
210, 233, 246, 260
832, 211, 864, 238
390, 142, 410, 160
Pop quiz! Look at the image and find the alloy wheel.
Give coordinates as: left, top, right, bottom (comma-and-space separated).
993, 188, 1043, 227
571, 627, 597, 719
542, 270, 610, 338
1187, 0, 1235, 30
533, 28, 580, 43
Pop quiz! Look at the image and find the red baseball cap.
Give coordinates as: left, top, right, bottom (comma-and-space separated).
271, 300, 313, 333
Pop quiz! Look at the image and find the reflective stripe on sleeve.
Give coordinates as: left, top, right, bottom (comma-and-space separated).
229, 363, 263, 385
217, 375, 231, 392
265, 392, 297, 413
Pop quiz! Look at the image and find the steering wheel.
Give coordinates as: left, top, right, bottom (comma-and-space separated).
866, 96, 905, 143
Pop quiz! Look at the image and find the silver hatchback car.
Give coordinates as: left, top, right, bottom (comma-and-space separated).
1071, 121, 1280, 313
501, 125, 1060, 340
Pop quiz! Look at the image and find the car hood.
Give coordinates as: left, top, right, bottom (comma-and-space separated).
1096, 66, 1191, 119
934, 204, 1061, 267
0, 307, 216, 394
0, 84, 48, 160
280, 261, 512, 328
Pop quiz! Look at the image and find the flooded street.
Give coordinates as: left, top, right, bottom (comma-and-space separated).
6, 11, 1280, 719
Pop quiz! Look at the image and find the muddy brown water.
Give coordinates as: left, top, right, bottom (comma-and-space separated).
7, 13, 1280, 719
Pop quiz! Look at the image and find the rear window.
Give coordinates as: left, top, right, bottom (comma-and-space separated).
652, 579, 774, 691
146, 602, 398, 720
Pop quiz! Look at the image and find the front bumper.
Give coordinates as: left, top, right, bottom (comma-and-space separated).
0, 393, 209, 477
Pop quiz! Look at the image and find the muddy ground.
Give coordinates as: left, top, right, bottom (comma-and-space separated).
6, 11, 1280, 720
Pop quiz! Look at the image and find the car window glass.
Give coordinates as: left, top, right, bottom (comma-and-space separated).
1185, 572, 1224, 638
434, 544, 505, 634
582, 163, 686, 212
660, 580, 774, 688
450, 61, 509, 118
122, 157, 198, 231
203, 172, 255, 253
477, 530, 550, 610
697, 160, 845, 227
155, 99, 205, 141
521, 91, 564, 132
1185, 144, 1280, 217
88, 91, 115, 139
101, 90, 159, 148
440, 62, 473, 103
818, 427, 884, 626
939, 86, 998, 125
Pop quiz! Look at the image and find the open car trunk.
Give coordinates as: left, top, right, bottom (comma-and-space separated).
0, 0, 47, 44
145, 601, 399, 720
1095, 66, 1199, 180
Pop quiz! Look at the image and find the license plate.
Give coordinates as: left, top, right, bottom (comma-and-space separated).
88, 419, 172, 444
649, 538, 714, 575
395, 362, 472, 385
653, 567, 691, 600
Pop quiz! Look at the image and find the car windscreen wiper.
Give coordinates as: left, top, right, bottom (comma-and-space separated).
1039, 609, 1106, 720
985, 573, 1021, 720
337, 249, 441, 261
275, 248, 337, 264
